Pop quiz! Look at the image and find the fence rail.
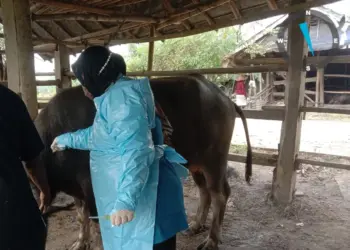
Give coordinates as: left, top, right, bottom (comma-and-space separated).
228, 150, 350, 170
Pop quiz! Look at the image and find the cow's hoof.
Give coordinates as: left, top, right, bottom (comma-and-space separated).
182, 223, 208, 236
197, 238, 219, 250
69, 240, 90, 250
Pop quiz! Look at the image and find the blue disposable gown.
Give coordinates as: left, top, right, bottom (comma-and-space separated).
55, 76, 188, 250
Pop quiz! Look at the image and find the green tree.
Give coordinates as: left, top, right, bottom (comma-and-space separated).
125, 27, 242, 83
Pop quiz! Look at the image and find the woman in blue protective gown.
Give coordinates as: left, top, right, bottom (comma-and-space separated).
50, 46, 189, 250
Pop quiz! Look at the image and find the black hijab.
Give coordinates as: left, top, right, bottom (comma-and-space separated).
72, 46, 127, 97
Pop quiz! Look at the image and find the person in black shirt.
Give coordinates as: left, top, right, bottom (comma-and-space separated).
0, 84, 49, 250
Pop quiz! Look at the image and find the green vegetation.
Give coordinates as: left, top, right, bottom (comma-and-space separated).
125, 27, 242, 82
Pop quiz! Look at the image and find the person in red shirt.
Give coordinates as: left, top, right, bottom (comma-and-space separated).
232, 74, 248, 107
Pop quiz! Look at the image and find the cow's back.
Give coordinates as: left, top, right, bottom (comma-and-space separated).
150, 74, 236, 165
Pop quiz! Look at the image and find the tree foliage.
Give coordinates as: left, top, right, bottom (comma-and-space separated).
125, 27, 242, 82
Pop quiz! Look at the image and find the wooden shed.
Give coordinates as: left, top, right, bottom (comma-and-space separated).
222, 6, 350, 107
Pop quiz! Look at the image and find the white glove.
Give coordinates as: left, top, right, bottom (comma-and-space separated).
110, 210, 134, 226
50, 137, 67, 153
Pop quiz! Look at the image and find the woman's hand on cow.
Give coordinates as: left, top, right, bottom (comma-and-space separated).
110, 210, 134, 226
50, 137, 67, 153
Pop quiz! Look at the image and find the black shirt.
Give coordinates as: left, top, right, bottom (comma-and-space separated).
0, 85, 46, 250
0, 85, 44, 162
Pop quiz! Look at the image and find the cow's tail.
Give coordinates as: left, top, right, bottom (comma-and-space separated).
232, 102, 252, 184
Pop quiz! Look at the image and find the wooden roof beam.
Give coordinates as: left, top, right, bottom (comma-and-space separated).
32, 14, 160, 23
64, 22, 149, 42
108, 0, 343, 45
32, 0, 141, 16
115, 0, 147, 7
32, 21, 56, 40
74, 20, 90, 34
50, 21, 72, 39
157, 0, 229, 31
229, 0, 242, 19
267, 0, 278, 10
162, 0, 193, 31
192, 0, 215, 25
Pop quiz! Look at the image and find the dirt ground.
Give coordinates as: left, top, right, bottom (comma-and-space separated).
45, 163, 350, 250
45, 115, 350, 250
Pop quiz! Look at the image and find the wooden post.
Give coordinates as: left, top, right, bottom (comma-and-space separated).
318, 68, 325, 106
259, 73, 262, 94
55, 44, 71, 93
266, 72, 274, 103
315, 69, 321, 107
1, 0, 37, 119
272, 1, 308, 204
147, 26, 155, 76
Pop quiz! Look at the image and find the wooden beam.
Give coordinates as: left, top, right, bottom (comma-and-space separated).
242, 109, 284, 120
192, 0, 215, 25
36, 80, 60, 86
157, 0, 228, 31
36, 72, 55, 76
229, 0, 242, 19
325, 74, 350, 78
50, 21, 72, 39
304, 93, 314, 103
315, 67, 321, 107
65, 22, 149, 42
54, 44, 71, 92
2, 0, 38, 119
64, 64, 288, 77
74, 20, 90, 34
296, 158, 350, 171
266, 72, 274, 103
267, 0, 278, 10
147, 26, 155, 73
228, 152, 350, 170
32, 14, 159, 23
72, 65, 287, 76
272, 1, 308, 204
32, 21, 56, 40
319, 69, 324, 106
32, 0, 136, 16
300, 106, 350, 115
228, 152, 277, 167
233, 55, 350, 66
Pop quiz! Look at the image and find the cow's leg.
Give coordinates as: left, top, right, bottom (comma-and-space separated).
184, 169, 211, 236
197, 164, 231, 250
70, 198, 91, 250
90, 221, 103, 250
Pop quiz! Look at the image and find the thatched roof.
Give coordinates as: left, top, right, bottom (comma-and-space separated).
0, 0, 341, 57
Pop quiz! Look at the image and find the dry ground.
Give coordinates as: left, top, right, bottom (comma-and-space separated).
45, 113, 350, 250
45, 162, 350, 250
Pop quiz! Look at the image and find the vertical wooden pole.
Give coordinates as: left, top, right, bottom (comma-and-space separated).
259, 73, 262, 94
55, 44, 71, 94
266, 72, 274, 103
318, 68, 325, 106
147, 26, 155, 76
315, 70, 320, 107
272, 1, 308, 204
1, 0, 37, 119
